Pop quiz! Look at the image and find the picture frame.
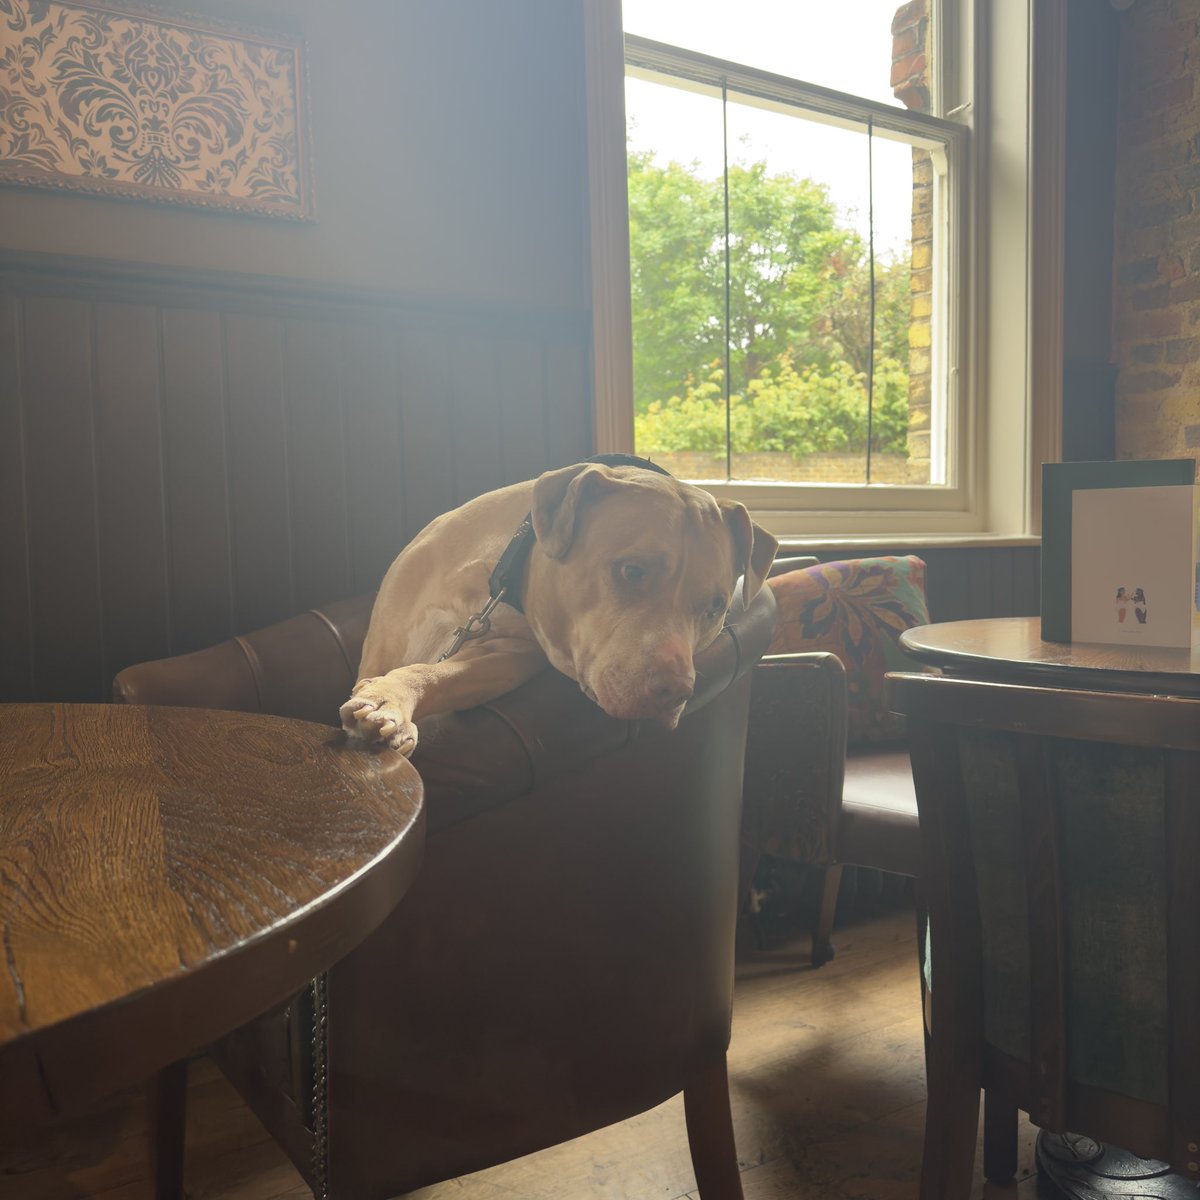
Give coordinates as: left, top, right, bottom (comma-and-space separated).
0, 0, 315, 220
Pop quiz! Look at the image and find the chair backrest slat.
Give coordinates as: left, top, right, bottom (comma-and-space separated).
1012, 733, 1066, 1131
1165, 747, 1200, 1172
906, 714, 985, 1194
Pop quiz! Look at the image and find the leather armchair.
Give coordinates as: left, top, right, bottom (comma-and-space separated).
741, 557, 924, 965
113, 583, 776, 1200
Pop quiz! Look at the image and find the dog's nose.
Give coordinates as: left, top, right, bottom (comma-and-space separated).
648, 671, 694, 712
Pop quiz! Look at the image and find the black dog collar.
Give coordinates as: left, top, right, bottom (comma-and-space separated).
487, 454, 672, 615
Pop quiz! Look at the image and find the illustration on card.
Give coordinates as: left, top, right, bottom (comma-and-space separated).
1111, 586, 1148, 627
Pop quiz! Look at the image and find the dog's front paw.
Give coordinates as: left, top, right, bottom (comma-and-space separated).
340, 683, 418, 756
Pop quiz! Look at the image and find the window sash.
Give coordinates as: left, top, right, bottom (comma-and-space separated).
623, 34, 971, 519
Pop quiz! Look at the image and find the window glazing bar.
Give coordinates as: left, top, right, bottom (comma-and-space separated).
625, 34, 962, 148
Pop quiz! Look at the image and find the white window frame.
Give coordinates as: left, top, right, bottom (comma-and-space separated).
584, 0, 1066, 542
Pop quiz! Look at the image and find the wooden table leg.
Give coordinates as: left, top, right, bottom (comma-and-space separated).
983, 1091, 1018, 1182
149, 1059, 188, 1200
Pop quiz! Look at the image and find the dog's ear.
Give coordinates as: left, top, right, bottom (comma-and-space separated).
718, 499, 779, 604
531, 463, 620, 559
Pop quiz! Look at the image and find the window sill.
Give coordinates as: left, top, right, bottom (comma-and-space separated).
777, 532, 1041, 553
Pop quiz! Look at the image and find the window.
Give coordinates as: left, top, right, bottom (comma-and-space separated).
584, 0, 1066, 539
622, 0, 965, 511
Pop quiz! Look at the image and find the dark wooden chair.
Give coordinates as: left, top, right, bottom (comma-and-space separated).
889, 671, 1200, 1199
114, 582, 776, 1200
741, 556, 925, 964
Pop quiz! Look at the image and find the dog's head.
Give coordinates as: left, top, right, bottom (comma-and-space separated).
522, 462, 778, 728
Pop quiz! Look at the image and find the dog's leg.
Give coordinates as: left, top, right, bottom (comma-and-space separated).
340, 641, 548, 754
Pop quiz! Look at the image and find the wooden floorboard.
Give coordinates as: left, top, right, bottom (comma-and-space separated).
0, 908, 1043, 1199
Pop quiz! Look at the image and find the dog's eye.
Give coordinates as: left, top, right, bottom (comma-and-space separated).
704, 596, 728, 621
620, 562, 647, 584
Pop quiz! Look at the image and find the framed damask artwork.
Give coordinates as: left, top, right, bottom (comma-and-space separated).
0, 0, 315, 219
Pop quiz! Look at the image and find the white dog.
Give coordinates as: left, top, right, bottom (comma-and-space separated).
340, 459, 778, 754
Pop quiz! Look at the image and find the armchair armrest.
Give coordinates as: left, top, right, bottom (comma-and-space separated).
112, 595, 373, 724
742, 651, 848, 868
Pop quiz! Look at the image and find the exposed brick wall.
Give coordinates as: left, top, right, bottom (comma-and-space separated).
891, 0, 931, 111
1112, 0, 1200, 461
891, 0, 933, 483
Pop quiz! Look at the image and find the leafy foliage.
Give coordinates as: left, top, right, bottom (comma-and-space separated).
627, 147, 914, 465
634, 357, 911, 459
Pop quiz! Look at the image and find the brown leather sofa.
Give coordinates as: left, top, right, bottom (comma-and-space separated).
113, 583, 776, 1200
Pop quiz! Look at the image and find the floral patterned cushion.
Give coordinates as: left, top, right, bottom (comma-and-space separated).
766, 556, 929, 746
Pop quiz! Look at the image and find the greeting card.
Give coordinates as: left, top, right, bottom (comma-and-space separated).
1070, 484, 1200, 648
1041, 459, 1196, 643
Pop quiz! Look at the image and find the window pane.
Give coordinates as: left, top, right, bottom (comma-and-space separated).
622, 0, 911, 109
723, 96, 873, 485
625, 6, 951, 491
626, 75, 728, 479
629, 77, 948, 487
870, 134, 929, 486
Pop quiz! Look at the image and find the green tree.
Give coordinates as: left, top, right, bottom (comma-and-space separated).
724, 161, 851, 385
626, 150, 725, 411
634, 357, 910, 461
627, 147, 915, 464
627, 151, 856, 413
818, 240, 912, 377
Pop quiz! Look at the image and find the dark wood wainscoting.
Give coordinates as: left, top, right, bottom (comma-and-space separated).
921, 545, 1040, 623
0, 253, 593, 702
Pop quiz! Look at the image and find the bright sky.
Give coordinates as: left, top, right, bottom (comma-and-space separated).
623, 0, 917, 256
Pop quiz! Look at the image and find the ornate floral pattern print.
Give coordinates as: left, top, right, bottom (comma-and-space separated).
768, 556, 929, 744
0, 0, 312, 218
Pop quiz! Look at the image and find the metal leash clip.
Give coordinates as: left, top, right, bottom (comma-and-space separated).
437, 587, 508, 662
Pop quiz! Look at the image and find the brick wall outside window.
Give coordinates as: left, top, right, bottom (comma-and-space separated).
1112, 0, 1200, 460
891, 0, 934, 482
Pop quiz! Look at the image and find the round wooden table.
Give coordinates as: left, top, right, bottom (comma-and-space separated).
899, 617, 1198, 1200
900, 614, 1200, 697
0, 703, 424, 1148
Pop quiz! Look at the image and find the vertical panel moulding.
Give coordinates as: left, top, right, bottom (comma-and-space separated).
966, 548, 994, 619
155, 305, 174, 657
926, 548, 969, 623
283, 315, 349, 611
93, 301, 170, 684
219, 309, 238, 636
1006, 543, 1039, 620
162, 306, 234, 655
543, 339, 591, 468
496, 336, 548, 485
0, 294, 33, 700
398, 319, 454, 538
224, 311, 292, 631
88, 301, 108, 697
22, 295, 103, 700
990, 548, 1016, 618
341, 318, 406, 594
449, 332, 503, 506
